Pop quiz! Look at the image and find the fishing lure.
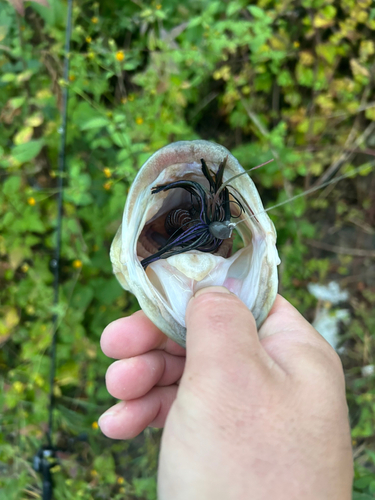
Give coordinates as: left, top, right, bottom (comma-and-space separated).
140, 157, 242, 268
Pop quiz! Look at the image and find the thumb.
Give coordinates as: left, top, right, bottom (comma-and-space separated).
184, 286, 269, 378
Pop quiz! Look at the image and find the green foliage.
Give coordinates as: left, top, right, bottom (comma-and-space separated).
1, 0, 375, 497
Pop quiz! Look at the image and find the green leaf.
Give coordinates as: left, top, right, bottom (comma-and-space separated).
109, 130, 129, 148
0, 25, 8, 41
16, 70, 33, 83
188, 15, 203, 28
352, 493, 375, 500
365, 107, 375, 121
9, 96, 26, 109
133, 477, 157, 500
30, 0, 67, 28
92, 277, 123, 305
72, 285, 94, 311
248, 5, 270, 22
1, 73, 16, 83
316, 43, 337, 64
226, 1, 242, 17
354, 475, 374, 489
93, 454, 116, 484
14, 126, 33, 145
72, 101, 102, 128
0, 8, 13, 39
14, 211, 45, 233
11, 140, 44, 163
80, 116, 110, 130
3, 176, 21, 196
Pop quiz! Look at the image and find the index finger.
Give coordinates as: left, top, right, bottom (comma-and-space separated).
100, 310, 186, 359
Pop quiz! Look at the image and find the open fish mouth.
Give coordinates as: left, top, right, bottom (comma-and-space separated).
110, 140, 280, 348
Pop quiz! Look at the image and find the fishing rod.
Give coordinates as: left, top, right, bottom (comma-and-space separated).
32, 0, 73, 498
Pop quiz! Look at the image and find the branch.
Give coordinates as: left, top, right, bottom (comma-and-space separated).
307, 239, 375, 258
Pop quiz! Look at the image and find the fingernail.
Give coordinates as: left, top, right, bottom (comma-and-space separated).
98, 401, 126, 427
193, 286, 231, 298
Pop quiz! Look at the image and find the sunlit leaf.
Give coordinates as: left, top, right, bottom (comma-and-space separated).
25, 112, 44, 127
11, 139, 44, 163
14, 126, 33, 145
80, 116, 110, 130
350, 58, 370, 78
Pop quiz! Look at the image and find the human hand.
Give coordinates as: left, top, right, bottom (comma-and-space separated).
99, 288, 353, 500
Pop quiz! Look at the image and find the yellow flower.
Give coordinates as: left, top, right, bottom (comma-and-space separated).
103, 167, 112, 178
136, 116, 144, 125
91, 17, 98, 24
116, 51, 125, 62
88, 51, 95, 59
34, 374, 44, 387
92, 421, 99, 430
26, 305, 35, 315
103, 181, 112, 190
91, 469, 98, 477
21, 263, 29, 273
86, 36, 92, 43
72, 259, 82, 269
69, 74, 76, 82
27, 197, 36, 206
117, 477, 125, 484
293, 41, 300, 48
13, 381, 24, 394
156, 4, 162, 9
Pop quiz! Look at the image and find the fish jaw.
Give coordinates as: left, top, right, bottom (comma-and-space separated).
110, 140, 280, 348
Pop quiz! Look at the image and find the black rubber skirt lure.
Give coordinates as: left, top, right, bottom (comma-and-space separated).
140, 157, 242, 268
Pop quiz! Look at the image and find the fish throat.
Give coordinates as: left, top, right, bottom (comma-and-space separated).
140, 157, 242, 269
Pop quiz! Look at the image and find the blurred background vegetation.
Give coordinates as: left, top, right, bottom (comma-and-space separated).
1, 0, 375, 498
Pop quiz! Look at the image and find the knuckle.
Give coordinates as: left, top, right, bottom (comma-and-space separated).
299, 342, 345, 388
193, 292, 247, 322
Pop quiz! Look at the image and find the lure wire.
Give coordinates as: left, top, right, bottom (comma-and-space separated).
212, 158, 275, 203
233, 162, 375, 229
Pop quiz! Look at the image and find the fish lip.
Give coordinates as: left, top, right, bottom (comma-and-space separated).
111, 140, 280, 348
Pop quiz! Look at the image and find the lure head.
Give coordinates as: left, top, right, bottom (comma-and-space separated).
209, 220, 234, 240
110, 140, 280, 348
